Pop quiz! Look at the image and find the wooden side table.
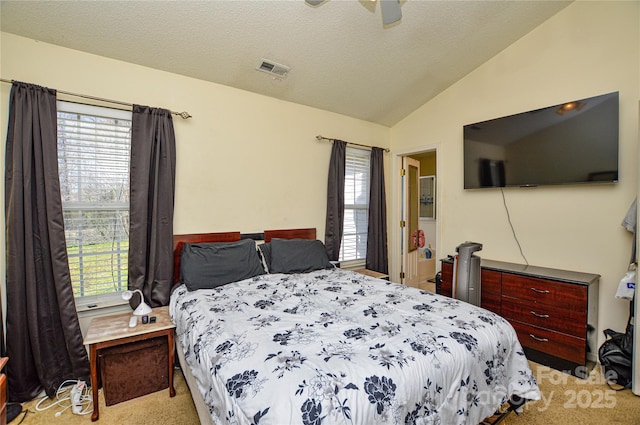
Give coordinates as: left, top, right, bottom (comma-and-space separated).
0, 357, 7, 425
353, 268, 389, 280
83, 306, 176, 421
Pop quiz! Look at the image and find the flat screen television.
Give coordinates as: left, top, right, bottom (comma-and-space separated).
463, 91, 619, 189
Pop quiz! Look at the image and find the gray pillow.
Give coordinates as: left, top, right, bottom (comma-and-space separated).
269, 238, 333, 274
180, 238, 265, 290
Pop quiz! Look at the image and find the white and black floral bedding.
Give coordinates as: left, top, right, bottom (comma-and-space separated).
170, 268, 540, 425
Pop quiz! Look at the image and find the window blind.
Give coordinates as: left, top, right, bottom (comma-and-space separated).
57, 101, 132, 298
340, 148, 370, 262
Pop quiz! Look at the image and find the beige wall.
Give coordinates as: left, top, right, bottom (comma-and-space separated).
0, 31, 390, 329
390, 1, 640, 344
0, 32, 390, 237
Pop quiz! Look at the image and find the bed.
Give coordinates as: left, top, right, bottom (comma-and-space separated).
169, 228, 540, 425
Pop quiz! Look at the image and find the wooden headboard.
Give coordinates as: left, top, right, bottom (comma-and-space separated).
264, 228, 316, 242
172, 228, 317, 285
172, 232, 241, 284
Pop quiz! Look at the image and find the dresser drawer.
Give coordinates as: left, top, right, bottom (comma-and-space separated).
440, 261, 453, 297
481, 269, 501, 294
481, 291, 501, 315
502, 273, 587, 310
502, 299, 586, 338
440, 262, 500, 300
510, 320, 586, 364
481, 268, 501, 314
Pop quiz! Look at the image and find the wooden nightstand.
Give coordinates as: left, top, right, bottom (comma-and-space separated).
0, 357, 7, 425
83, 306, 176, 421
353, 268, 389, 281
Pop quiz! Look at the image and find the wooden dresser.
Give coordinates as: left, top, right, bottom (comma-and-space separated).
440, 258, 599, 378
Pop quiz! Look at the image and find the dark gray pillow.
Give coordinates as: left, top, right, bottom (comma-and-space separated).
269, 238, 333, 274
180, 238, 265, 290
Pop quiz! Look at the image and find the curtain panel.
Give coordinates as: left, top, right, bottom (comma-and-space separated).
128, 105, 176, 308
366, 147, 389, 274
324, 140, 346, 261
5, 81, 90, 401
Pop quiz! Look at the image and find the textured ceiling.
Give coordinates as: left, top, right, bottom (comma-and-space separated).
0, 0, 571, 126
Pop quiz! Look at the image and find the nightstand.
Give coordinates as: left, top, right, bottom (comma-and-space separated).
353, 268, 389, 280
0, 357, 7, 425
83, 306, 176, 421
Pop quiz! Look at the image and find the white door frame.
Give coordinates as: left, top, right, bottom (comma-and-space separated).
390, 144, 440, 283
633, 101, 639, 396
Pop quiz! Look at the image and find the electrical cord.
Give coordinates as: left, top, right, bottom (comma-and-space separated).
13, 409, 29, 425
34, 379, 94, 417
500, 188, 529, 265
7, 402, 28, 425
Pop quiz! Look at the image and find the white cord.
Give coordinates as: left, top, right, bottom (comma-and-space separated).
35, 379, 94, 416
54, 405, 71, 417
500, 188, 529, 265
35, 379, 75, 412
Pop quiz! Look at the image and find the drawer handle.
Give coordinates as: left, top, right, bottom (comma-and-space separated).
529, 334, 549, 342
530, 311, 550, 319
530, 287, 550, 294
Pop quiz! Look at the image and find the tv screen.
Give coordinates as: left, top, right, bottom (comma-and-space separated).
463, 91, 619, 189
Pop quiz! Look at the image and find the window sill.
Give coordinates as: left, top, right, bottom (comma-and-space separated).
75, 296, 129, 313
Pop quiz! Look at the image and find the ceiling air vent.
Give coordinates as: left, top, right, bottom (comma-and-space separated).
257, 59, 290, 78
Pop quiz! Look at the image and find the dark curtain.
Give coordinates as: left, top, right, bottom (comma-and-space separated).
5, 81, 90, 401
128, 105, 176, 308
324, 140, 346, 261
366, 147, 388, 274
0, 303, 4, 358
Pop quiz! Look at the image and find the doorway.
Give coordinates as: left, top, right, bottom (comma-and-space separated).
398, 149, 438, 292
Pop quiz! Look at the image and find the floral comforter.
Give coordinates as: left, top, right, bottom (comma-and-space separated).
170, 269, 540, 425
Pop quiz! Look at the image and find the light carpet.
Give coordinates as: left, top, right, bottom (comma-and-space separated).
12, 368, 198, 425
11, 362, 640, 424
505, 362, 639, 425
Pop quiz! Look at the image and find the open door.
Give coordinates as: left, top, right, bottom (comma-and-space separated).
401, 156, 420, 286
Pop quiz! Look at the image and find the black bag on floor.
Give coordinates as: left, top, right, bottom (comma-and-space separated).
598, 317, 633, 389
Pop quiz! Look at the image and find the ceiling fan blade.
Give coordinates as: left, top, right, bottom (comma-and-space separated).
305, 0, 325, 5
380, 0, 402, 26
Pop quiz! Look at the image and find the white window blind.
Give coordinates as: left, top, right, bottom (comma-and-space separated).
57, 101, 132, 299
340, 148, 371, 263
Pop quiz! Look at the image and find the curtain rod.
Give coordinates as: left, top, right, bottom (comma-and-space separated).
315, 135, 390, 153
0, 78, 192, 119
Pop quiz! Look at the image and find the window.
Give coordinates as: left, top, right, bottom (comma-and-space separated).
340, 148, 370, 263
57, 101, 132, 302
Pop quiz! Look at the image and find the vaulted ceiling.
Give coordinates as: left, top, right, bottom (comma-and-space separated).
0, 0, 571, 126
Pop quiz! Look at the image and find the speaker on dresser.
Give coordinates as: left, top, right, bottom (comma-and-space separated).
452, 242, 483, 306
